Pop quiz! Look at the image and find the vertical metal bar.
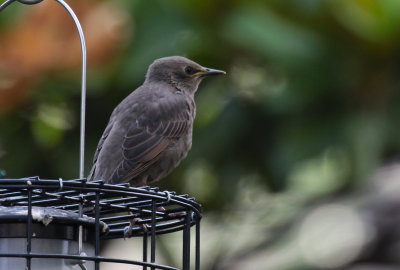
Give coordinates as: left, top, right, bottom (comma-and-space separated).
187, 213, 191, 266
94, 192, 100, 270
182, 214, 187, 270
77, 199, 86, 270
183, 211, 191, 270
143, 230, 148, 270
78, 203, 83, 254
151, 200, 156, 270
54, 0, 87, 179
195, 215, 200, 270
26, 188, 32, 270
52, 2, 87, 268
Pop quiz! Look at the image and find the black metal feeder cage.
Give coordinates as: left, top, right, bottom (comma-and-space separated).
0, 0, 202, 269
0, 178, 202, 270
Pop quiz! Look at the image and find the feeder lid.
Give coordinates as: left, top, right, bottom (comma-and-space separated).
0, 206, 108, 234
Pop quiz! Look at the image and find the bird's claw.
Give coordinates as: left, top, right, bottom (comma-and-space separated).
123, 217, 148, 239
157, 206, 186, 218
123, 224, 134, 239
168, 211, 186, 218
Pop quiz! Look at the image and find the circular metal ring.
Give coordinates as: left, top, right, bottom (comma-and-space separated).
17, 0, 43, 4
164, 191, 171, 202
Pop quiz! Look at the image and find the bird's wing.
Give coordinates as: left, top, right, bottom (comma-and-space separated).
88, 121, 114, 180
110, 95, 192, 184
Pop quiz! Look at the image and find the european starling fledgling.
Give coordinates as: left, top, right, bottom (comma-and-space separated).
88, 56, 225, 186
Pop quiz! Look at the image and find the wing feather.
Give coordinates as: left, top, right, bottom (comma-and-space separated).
110, 95, 192, 183
88, 122, 114, 180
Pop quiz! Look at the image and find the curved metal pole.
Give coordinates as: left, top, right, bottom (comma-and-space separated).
0, 0, 16, 11
54, 0, 86, 180
0, 2, 87, 267
0, 0, 87, 179
53, 2, 87, 265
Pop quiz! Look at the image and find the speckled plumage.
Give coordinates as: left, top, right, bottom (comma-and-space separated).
88, 56, 225, 186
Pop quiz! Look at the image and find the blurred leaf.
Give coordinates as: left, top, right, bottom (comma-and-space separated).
345, 113, 388, 181
183, 160, 218, 202
330, 0, 400, 43
31, 119, 63, 148
118, 0, 196, 86
195, 78, 230, 127
31, 104, 72, 148
223, 6, 324, 66
288, 148, 350, 197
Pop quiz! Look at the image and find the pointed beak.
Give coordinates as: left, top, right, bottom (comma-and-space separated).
193, 68, 226, 77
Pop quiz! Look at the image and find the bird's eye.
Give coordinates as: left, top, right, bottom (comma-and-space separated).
184, 66, 194, 74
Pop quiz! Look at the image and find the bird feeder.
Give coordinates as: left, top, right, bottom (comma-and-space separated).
0, 1, 202, 270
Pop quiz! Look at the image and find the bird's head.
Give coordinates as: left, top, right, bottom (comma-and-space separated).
145, 56, 226, 94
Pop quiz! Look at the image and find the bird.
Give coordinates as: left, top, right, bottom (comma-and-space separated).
88, 56, 225, 186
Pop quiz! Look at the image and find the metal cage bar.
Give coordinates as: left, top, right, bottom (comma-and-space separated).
26, 188, 33, 270
151, 199, 156, 269
195, 215, 201, 270
182, 212, 191, 270
143, 230, 148, 270
95, 191, 100, 270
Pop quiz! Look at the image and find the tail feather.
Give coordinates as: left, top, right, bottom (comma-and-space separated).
87, 165, 96, 181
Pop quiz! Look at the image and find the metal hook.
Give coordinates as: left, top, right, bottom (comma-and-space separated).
0, 0, 15, 11
54, 0, 87, 180
0, 0, 87, 180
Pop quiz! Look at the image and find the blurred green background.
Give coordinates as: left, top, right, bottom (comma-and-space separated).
2, 0, 400, 269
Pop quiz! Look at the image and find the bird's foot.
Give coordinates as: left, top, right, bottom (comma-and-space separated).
123, 217, 148, 239
156, 206, 166, 211
168, 211, 186, 218
123, 218, 135, 239
156, 206, 186, 218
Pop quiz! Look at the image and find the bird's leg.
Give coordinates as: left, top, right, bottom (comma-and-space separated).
123, 211, 148, 239
156, 206, 166, 211
168, 211, 186, 218
123, 177, 151, 238
155, 206, 186, 218
156, 191, 186, 217
123, 208, 185, 239
137, 176, 147, 187
123, 211, 136, 239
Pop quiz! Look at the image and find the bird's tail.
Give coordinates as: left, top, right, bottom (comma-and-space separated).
87, 165, 96, 181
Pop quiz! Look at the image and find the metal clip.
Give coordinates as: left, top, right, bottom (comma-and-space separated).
164, 190, 171, 203
58, 178, 63, 191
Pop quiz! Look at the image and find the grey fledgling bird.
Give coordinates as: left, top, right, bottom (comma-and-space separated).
88, 56, 225, 186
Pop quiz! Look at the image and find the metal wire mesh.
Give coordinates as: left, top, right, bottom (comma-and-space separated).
0, 177, 202, 270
